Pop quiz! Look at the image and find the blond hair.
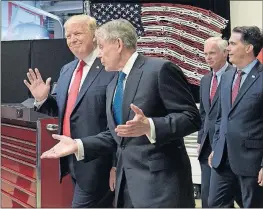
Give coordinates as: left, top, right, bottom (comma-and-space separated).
64, 14, 97, 35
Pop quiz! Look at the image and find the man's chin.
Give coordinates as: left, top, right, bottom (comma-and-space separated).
72, 52, 85, 60
104, 67, 111, 72
208, 64, 214, 69
104, 66, 116, 72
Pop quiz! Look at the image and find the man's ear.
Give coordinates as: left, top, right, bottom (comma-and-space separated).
93, 36, 97, 44
223, 49, 228, 58
117, 38, 124, 53
246, 44, 254, 54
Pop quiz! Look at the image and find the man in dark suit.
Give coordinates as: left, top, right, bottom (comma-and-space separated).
208, 26, 263, 208
198, 37, 232, 207
41, 19, 201, 207
24, 15, 115, 208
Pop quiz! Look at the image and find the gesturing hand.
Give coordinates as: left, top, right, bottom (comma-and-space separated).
41, 134, 78, 159
115, 104, 150, 137
24, 68, 51, 102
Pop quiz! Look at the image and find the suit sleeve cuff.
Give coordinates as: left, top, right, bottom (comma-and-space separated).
74, 139, 85, 161
146, 118, 156, 144
34, 98, 47, 109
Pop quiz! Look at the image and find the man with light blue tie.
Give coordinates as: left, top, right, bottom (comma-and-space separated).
208, 26, 263, 208
112, 71, 126, 125
40, 19, 201, 208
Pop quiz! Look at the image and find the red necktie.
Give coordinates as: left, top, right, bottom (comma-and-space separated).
63, 60, 86, 137
210, 73, 218, 103
231, 70, 243, 105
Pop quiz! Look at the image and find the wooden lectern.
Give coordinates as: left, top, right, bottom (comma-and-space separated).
1, 104, 73, 208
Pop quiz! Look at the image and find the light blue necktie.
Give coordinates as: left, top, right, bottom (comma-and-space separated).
113, 72, 126, 125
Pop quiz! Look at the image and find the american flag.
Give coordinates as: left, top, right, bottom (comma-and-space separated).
85, 2, 228, 85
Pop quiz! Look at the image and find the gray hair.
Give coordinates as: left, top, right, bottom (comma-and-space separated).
95, 19, 138, 49
204, 36, 228, 52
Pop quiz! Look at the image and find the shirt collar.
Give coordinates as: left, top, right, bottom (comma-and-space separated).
82, 48, 98, 67
213, 62, 228, 77
237, 59, 258, 75
121, 51, 139, 78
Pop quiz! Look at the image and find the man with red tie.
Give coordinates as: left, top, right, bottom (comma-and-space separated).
197, 37, 242, 208
208, 26, 263, 208
24, 15, 116, 208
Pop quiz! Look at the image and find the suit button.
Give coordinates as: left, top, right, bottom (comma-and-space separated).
228, 117, 231, 120
121, 145, 125, 150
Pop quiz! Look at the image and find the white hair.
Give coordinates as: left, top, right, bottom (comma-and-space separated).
204, 36, 228, 52
95, 19, 138, 49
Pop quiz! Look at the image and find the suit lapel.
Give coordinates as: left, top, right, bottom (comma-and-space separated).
202, 73, 212, 113
225, 69, 236, 113
209, 64, 232, 113
201, 72, 219, 115
231, 62, 260, 111
209, 82, 221, 113
106, 74, 120, 140
107, 74, 118, 127
59, 61, 78, 117
122, 55, 144, 124
209, 89, 219, 112
72, 58, 103, 112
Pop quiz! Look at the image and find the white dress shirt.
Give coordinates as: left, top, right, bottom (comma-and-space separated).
75, 51, 156, 161
232, 59, 258, 88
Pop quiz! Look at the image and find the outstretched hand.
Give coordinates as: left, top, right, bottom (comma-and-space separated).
41, 134, 78, 159
115, 104, 150, 137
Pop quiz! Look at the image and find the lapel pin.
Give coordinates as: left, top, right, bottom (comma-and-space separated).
252, 75, 255, 78
96, 66, 99, 69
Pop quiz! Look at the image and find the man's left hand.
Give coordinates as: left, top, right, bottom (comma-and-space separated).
115, 104, 150, 137
258, 168, 263, 186
109, 167, 116, 191
41, 134, 78, 159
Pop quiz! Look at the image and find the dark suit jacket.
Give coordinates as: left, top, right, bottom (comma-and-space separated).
212, 61, 263, 176
198, 64, 233, 160
80, 54, 201, 207
38, 58, 115, 195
